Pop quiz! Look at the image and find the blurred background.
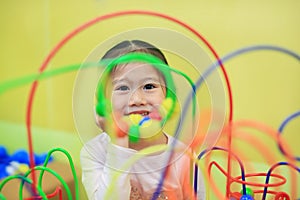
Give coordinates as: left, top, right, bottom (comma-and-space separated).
0, 0, 299, 199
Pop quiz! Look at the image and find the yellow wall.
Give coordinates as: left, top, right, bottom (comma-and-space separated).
1, 0, 299, 132
0, 0, 299, 198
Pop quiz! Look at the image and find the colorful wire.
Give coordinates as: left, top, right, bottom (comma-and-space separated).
262, 162, 300, 200
0, 175, 47, 200
189, 44, 300, 196
0, 9, 298, 199
19, 166, 72, 200
278, 111, 300, 161
198, 146, 247, 195
37, 148, 79, 200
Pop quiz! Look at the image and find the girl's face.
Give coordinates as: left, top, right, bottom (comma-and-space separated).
110, 63, 166, 118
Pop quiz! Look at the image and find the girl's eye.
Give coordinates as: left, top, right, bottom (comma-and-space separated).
116, 85, 129, 91
143, 83, 156, 90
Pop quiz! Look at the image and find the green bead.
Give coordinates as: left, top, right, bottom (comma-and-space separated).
240, 188, 254, 197
96, 101, 106, 117
129, 125, 139, 143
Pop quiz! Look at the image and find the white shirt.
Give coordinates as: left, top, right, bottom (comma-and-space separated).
80, 133, 205, 200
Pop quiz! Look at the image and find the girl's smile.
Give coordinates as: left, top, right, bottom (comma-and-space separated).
111, 63, 166, 118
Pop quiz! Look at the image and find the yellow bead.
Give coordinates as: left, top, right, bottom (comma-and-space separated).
18, 164, 29, 174
129, 114, 142, 125
139, 121, 162, 138
161, 98, 173, 112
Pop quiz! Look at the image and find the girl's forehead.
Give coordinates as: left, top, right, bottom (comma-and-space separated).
111, 63, 165, 80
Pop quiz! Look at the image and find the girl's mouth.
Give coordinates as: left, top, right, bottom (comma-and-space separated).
141, 111, 149, 116
128, 111, 150, 116
126, 108, 162, 120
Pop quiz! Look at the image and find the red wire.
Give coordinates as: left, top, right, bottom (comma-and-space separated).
208, 161, 287, 199
25, 10, 232, 196
230, 172, 286, 188
253, 190, 290, 200
232, 120, 298, 197
254, 190, 278, 195
24, 186, 63, 200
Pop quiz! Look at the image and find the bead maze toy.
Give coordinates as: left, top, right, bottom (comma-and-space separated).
0, 10, 299, 199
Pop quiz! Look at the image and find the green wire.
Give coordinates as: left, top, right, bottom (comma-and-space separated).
19, 166, 72, 200
0, 62, 98, 95
0, 174, 47, 200
0, 53, 197, 199
99, 53, 197, 122
38, 148, 79, 200
0, 148, 79, 200
0, 54, 197, 121
0, 193, 6, 200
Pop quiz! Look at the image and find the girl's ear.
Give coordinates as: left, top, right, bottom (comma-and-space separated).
95, 112, 106, 131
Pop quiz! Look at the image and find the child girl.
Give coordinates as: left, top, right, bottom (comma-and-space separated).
80, 40, 205, 200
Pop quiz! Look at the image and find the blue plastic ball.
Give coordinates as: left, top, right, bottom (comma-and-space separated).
11, 150, 29, 164
0, 146, 8, 160
240, 194, 254, 200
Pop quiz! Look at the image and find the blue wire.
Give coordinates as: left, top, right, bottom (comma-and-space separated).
198, 147, 247, 194
262, 162, 300, 200
193, 45, 299, 197
277, 111, 300, 161
278, 111, 300, 133
152, 44, 299, 200
139, 116, 151, 126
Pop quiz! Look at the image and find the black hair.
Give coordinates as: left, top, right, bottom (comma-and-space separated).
101, 40, 168, 65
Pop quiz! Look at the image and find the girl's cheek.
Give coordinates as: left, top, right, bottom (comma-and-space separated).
112, 95, 127, 110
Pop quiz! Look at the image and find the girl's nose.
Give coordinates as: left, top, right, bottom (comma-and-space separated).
129, 89, 146, 106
